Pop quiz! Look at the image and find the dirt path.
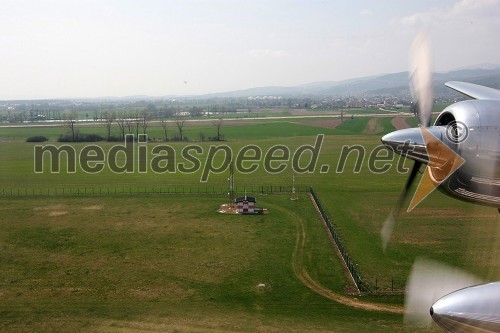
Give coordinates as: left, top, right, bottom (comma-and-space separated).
283, 202, 404, 314
363, 118, 384, 134
294, 119, 343, 129
391, 117, 411, 130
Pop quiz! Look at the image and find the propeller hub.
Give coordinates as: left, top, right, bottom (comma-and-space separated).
382, 127, 432, 164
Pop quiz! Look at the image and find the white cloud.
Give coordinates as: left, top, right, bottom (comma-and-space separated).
451, 0, 499, 15
360, 9, 372, 17
245, 49, 293, 58
389, 0, 500, 71
394, 0, 500, 28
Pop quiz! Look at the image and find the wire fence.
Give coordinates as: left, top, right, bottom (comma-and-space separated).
0, 184, 310, 197
363, 276, 405, 294
309, 187, 405, 294
309, 187, 368, 292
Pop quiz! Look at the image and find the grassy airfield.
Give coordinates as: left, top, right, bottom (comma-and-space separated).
0, 115, 499, 332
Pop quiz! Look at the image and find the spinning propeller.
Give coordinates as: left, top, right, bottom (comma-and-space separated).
380, 31, 433, 250
379, 31, 500, 332
404, 258, 483, 327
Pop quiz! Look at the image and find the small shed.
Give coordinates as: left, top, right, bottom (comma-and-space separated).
235, 196, 256, 214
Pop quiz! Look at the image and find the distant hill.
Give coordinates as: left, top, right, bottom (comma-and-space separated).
198, 65, 500, 98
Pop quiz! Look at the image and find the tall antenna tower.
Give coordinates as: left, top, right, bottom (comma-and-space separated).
229, 160, 235, 208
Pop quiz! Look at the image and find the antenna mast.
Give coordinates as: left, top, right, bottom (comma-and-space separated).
229, 160, 235, 208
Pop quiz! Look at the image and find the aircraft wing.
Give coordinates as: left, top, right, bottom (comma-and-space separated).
445, 81, 500, 100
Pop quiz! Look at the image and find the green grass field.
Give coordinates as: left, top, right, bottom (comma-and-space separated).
1, 195, 416, 332
1, 116, 498, 332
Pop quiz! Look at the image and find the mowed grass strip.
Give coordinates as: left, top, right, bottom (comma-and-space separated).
0, 121, 339, 142
0, 116, 399, 144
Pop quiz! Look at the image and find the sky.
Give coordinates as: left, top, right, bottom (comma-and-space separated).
0, 0, 499, 99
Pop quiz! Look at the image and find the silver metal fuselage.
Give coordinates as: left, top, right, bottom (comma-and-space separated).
382, 99, 500, 207
431, 282, 500, 332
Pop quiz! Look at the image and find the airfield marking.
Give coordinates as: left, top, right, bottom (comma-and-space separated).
281, 202, 404, 314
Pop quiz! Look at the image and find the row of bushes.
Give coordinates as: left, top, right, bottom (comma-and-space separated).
26, 136, 49, 142
57, 133, 105, 142
27, 134, 106, 142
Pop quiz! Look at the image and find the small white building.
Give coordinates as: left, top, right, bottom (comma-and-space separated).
235, 196, 256, 214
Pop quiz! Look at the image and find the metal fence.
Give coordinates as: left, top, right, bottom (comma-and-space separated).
309, 187, 369, 293
0, 184, 309, 197
309, 187, 406, 294
364, 276, 405, 294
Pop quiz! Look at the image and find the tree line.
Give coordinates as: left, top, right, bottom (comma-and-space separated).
58, 110, 224, 143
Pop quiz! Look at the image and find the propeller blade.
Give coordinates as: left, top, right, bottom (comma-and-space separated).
409, 31, 433, 127
381, 211, 395, 251
382, 31, 433, 248
405, 258, 482, 328
381, 161, 422, 249
400, 161, 422, 207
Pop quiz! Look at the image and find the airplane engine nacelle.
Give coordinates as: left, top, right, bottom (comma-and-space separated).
434, 100, 500, 206
435, 100, 500, 178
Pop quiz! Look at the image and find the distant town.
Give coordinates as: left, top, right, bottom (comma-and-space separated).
2, 65, 499, 123
0, 94, 462, 124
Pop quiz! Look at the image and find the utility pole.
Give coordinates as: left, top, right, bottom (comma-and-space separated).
229, 160, 235, 208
